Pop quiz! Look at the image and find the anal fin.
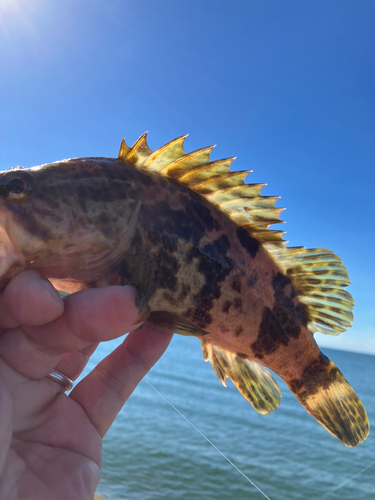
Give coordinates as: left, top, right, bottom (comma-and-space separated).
202, 341, 281, 415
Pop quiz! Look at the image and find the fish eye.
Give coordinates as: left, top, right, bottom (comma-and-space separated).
0, 170, 35, 201
7, 178, 25, 195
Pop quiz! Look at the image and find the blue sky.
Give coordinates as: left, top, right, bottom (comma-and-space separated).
0, 0, 374, 353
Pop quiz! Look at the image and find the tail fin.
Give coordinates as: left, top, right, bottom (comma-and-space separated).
287, 353, 369, 446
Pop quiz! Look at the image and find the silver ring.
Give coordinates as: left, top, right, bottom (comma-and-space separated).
46, 370, 74, 391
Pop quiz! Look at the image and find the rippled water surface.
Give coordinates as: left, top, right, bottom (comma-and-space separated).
85, 337, 374, 499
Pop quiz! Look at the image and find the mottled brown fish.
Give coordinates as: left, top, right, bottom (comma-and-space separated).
0, 134, 369, 446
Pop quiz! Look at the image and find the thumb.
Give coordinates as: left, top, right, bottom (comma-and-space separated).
0, 376, 12, 474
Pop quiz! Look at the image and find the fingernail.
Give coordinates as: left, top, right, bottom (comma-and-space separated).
40, 279, 64, 307
132, 304, 151, 331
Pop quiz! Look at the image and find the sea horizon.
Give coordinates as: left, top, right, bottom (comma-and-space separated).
87, 337, 375, 500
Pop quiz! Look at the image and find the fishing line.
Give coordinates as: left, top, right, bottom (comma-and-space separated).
144, 377, 272, 500
105, 341, 272, 500
317, 460, 375, 499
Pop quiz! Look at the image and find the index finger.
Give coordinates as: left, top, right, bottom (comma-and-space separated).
0, 283, 145, 380
0, 271, 64, 329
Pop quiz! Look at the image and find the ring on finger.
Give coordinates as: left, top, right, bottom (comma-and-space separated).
46, 370, 74, 391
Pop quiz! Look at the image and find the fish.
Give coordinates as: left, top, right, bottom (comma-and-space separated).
0, 133, 369, 446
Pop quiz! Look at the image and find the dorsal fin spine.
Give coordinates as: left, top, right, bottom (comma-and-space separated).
161, 145, 215, 177
143, 135, 188, 171
118, 138, 131, 159
178, 157, 236, 183
124, 132, 152, 166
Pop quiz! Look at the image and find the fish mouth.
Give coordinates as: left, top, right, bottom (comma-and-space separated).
0, 224, 27, 290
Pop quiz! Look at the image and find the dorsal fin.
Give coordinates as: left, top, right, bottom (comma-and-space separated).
118, 134, 354, 336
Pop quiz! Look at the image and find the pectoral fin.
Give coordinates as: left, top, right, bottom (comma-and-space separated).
202, 341, 281, 414
146, 311, 209, 337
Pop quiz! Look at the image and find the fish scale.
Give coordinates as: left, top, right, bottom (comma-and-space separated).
0, 133, 369, 447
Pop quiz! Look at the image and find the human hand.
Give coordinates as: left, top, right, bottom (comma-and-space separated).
0, 271, 172, 500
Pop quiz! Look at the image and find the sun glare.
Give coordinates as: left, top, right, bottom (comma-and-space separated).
0, 0, 18, 13
0, 0, 40, 42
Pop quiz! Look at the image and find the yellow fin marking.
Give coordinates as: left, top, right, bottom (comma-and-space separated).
205, 183, 266, 204
143, 135, 188, 171
229, 207, 285, 229
219, 196, 280, 211
118, 138, 131, 159
161, 146, 215, 178
178, 158, 235, 185
124, 133, 152, 166
242, 227, 286, 245
193, 171, 252, 194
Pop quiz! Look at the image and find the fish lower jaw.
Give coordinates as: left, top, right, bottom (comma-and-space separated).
0, 258, 27, 292
0, 223, 28, 286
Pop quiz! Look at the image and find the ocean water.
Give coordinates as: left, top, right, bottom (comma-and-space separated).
85, 336, 375, 500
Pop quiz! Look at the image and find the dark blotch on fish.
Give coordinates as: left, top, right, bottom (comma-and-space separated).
289, 353, 340, 401
161, 234, 178, 253
131, 228, 144, 249
177, 283, 191, 302
236, 352, 247, 358
143, 201, 205, 247
234, 298, 242, 310
179, 193, 220, 234
139, 172, 153, 186
187, 247, 233, 328
36, 191, 60, 209
234, 325, 243, 337
119, 253, 155, 306
222, 300, 232, 313
251, 300, 303, 358
9, 206, 52, 241
272, 272, 309, 326
247, 270, 259, 287
96, 212, 110, 226
236, 226, 260, 258
155, 249, 179, 292
231, 276, 242, 293
215, 234, 231, 254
